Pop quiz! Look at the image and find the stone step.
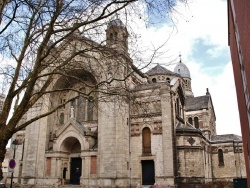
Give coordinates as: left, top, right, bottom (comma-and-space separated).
59, 185, 81, 188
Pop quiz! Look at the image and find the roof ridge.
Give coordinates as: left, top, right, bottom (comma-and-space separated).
146, 64, 175, 76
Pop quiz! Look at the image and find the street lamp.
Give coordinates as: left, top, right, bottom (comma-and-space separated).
10, 139, 18, 188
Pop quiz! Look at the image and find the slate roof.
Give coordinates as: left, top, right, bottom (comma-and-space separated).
185, 95, 210, 111
132, 82, 162, 91
211, 134, 242, 142
176, 122, 201, 133
146, 64, 176, 76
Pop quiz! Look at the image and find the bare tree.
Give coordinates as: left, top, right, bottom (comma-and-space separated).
0, 0, 187, 181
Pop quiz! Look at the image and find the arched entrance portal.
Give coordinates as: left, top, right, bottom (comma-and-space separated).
61, 137, 82, 185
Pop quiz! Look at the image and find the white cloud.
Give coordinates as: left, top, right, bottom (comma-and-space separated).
212, 62, 241, 135
206, 46, 227, 58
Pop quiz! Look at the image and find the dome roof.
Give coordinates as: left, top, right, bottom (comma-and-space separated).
174, 61, 191, 78
108, 19, 125, 28
146, 64, 176, 76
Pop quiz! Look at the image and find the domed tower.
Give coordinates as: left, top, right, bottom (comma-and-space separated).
106, 19, 128, 53
174, 60, 194, 97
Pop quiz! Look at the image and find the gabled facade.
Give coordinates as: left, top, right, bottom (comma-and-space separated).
8, 19, 246, 188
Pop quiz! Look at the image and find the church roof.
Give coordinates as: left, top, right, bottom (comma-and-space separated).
211, 134, 242, 142
132, 82, 162, 91
174, 61, 191, 78
176, 122, 202, 133
146, 64, 176, 76
185, 95, 210, 111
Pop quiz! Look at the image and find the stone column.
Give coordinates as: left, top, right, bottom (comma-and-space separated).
82, 156, 89, 178
81, 156, 90, 186
22, 108, 40, 179
21, 97, 49, 184
56, 158, 62, 178
160, 84, 174, 185
97, 94, 129, 187
51, 158, 57, 177
98, 98, 117, 178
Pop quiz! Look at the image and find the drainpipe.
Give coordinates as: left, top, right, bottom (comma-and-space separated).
128, 94, 132, 188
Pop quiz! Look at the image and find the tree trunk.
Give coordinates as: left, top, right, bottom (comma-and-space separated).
0, 138, 8, 181
0, 0, 9, 24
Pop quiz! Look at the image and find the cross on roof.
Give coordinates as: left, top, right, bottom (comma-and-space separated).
179, 53, 182, 63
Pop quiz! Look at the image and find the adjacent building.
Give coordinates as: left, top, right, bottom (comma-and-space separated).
228, 0, 250, 186
0, 148, 9, 184
0, 94, 8, 185
8, 19, 246, 187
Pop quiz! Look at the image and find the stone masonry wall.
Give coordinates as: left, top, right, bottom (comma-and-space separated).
212, 143, 246, 181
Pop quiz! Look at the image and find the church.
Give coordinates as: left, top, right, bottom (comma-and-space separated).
9, 19, 246, 188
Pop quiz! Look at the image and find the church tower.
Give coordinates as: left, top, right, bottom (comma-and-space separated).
174, 60, 194, 97
106, 19, 128, 52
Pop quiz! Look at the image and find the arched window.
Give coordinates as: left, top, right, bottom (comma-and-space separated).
218, 149, 224, 166
176, 99, 180, 116
110, 33, 114, 41
188, 117, 193, 125
77, 95, 86, 122
142, 127, 151, 155
123, 33, 127, 48
122, 33, 126, 41
87, 96, 94, 121
194, 117, 199, 129
166, 77, 170, 83
152, 78, 156, 83
59, 112, 64, 124
114, 32, 118, 41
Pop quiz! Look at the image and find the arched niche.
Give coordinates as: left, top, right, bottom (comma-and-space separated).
49, 69, 99, 125
52, 69, 97, 90
60, 136, 81, 153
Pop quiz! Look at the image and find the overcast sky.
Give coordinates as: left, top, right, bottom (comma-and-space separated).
136, 0, 241, 136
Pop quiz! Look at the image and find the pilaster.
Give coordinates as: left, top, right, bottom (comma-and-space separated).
160, 84, 175, 185
51, 158, 57, 177
97, 95, 129, 182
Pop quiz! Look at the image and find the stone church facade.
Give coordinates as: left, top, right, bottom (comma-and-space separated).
9, 19, 246, 188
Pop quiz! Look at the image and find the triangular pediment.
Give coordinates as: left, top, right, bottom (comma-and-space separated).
56, 118, 88, 138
